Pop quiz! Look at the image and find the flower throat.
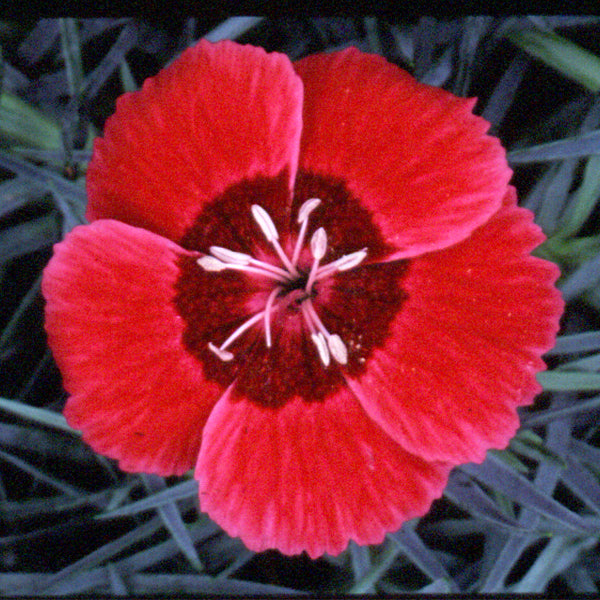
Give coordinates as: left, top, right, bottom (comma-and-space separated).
197, 198, 368, 367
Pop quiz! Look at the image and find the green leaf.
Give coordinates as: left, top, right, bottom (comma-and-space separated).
0, 213, 60, 263
556, 154, 600, 238
508, 130, 600, 163
0, 92, 61, 149
0, 396, 78, 435
508, 431, 567, 468
511, 535, 598, 593
506, 28, 600, 92
537, 371, 600, 391
96, 479, 198, 518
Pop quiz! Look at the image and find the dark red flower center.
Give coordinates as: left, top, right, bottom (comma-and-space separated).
174, 170, 409, 408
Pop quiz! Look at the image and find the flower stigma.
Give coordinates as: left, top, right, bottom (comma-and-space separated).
196, 198, 368, 366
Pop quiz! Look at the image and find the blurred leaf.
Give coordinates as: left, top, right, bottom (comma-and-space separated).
548, 331, 600, 355
96, 479, 198, 519
561, 457, 600, 516
506, 27, 600, 92
0, 176, 47, 219
537, 370, 600, 391
522, 395, 600, 427
0, 92, 62, 149
511, 536, 598, 593
444, 471, 522, 532
556, 154, 600, 238
508, 430, 566, 468
349, 541, 372, 584
0, 448, 83, 497
0, 397, 77, 435
17, 19, 59, 64
59, 18, 84, 97
481, 53, 529, 129
107, 562, 128, 596
118, 60, 137, 93
0, 213, 60, 262
0, 150, 86, 205
141, 474, 203, 572
128, 573, 304, 595
76, 21, 139, 105
17, 517, 164, 595
204, 17, 263, 42
462, 454, 594, 534
509, 130, 600, 163
388, 524, 456, 589
349, 538, 401, 594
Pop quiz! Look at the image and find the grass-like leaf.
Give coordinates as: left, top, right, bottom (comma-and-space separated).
511, 535, 599, 593
96, 478, 198, 518
388, 523, 456, 589
0, 92, 62, 149
141, 474, 203, 572
509, 130, 600, 163
17, 517, 164, 595
462, 454, 594, 534
548, 331, 600, 355
348, 538, 401, 594
0, 397, 77, 435
204, 17, 263, 42
538, 370, 600, 391
506, 27, 600, 92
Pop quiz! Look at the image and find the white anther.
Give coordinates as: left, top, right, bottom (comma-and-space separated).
210, 246, 251, 265
208, 342, 234, 361
251, 204, 279, 242
328, 334, 348, 365
197, 256, 228, 272
297, 198, 321, 224
311, 332, 330, 366
311, 227, 327, 261
335, 249, 367, 271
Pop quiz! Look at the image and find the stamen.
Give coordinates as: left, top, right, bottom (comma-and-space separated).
251, 204, 278, 242
210, 310, 267, 361
302, 299, 348, 365
264, 286, 281, 348
292, 198, 321, 265
251, 204, 299, 277
327, 334, 348, 365
311, 332, 330, 366
306, 227, 327, 293
197, 257, 289, 283
209, 246, 251, 265
298, 198, 321, 224
197, 255, 228, 272
208, 342, 234, 361
316, 249, 368, 281
310, 227, 327, 260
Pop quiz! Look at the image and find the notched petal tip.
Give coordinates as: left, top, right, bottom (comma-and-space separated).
196, 389, 451, 558
295, 48, 512, 259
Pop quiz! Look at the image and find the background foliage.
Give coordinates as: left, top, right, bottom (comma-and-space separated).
1, 16, 599, 595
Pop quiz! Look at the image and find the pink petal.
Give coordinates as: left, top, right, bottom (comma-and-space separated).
295, 48, 512, 259
87, 40, 303, 243
344, 188, 563, 464
42, 220, 223, 476
195, 386, 450, 558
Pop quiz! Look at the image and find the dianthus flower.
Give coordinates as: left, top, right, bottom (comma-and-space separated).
42, 40, 563, 558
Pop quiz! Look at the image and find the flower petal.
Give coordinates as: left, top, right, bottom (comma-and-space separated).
42, 220, 223, 476
344, 188, 563, 464
87, 40, 303, 243
295, 48, 512, 258
195, 386, 450, 558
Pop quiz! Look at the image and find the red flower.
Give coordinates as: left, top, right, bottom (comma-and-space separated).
42, 40, 563, 558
